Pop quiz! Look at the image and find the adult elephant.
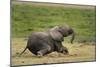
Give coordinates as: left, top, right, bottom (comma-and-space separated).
19, 25, 75, 56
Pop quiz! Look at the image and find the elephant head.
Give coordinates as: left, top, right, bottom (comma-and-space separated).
49, 25, 75, 43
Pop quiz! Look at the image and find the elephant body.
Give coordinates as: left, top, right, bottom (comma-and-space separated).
27, 32, 55, 55
19, 25, 75, 56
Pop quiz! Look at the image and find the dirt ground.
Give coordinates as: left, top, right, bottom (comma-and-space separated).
11, 38, 96, 66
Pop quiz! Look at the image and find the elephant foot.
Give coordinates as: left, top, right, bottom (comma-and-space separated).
37, 52, 43, 57
63, 52, 69, 55
37, 49, 49, 57
63, 50, 69, 55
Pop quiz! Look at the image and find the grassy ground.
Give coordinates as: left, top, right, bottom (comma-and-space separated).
11, 1, 96, 66
12, 38, 95, 66
12, 1, 96, 42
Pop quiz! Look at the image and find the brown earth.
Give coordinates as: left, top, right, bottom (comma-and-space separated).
11, 38, 96, 66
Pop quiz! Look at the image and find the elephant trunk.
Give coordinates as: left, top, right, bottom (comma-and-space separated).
70, 31, 75, 44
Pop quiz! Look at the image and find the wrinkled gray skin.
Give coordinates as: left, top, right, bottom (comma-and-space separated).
19, 25, 75, 56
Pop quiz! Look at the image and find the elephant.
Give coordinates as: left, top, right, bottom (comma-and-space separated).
19, 25, 75, 56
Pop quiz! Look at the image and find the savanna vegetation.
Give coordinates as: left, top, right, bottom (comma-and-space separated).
12, 1, 96, 66
12, 1, 96, 42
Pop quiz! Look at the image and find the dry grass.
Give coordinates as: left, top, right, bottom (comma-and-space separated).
11, 38, 95, 66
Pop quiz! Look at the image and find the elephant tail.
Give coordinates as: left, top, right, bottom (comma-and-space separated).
19, 46, 27, 57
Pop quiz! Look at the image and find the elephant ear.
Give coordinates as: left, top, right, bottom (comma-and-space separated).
49, 26, 64, 42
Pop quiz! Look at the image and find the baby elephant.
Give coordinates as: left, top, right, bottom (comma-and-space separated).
19, 25, 75, 56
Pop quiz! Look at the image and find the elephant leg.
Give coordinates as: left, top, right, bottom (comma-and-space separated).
57, 46, 69, 55
37, 45, 51, 56
37, 48, 50, 56
62, 47, 69, 54
54, 41, 63, 52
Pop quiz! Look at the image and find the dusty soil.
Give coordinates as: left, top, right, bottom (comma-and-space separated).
11, 38, 96, 66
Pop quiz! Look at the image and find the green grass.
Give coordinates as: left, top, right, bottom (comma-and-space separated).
12, 2, 96, 42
